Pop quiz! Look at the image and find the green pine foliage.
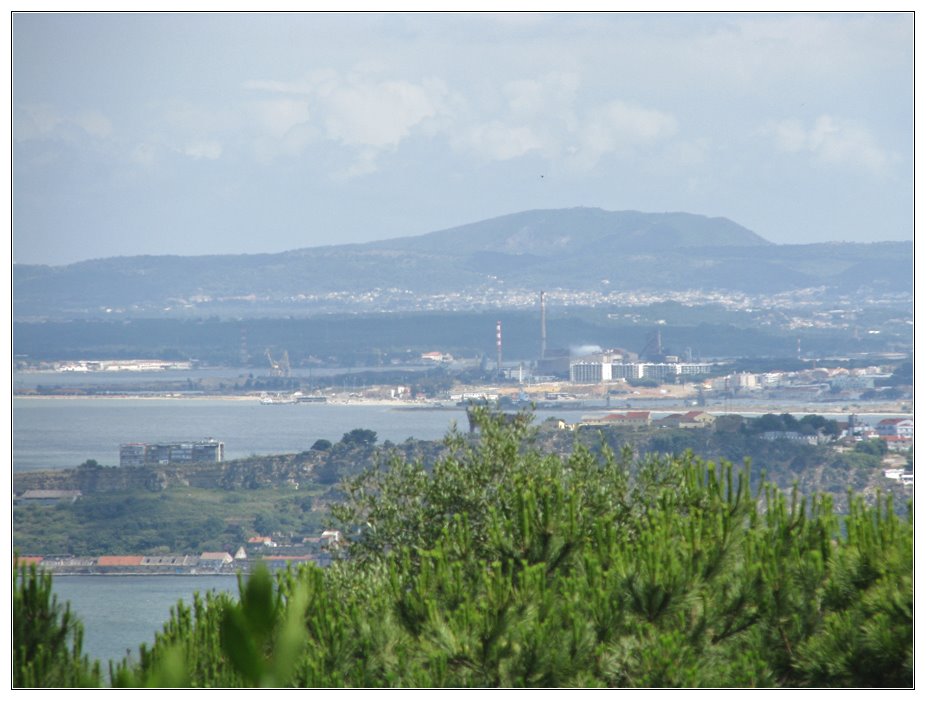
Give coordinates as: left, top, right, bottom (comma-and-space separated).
14, 411, 913, 687
13, 560, 102, 687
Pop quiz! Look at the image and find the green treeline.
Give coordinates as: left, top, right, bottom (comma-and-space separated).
14, 412, 913, 687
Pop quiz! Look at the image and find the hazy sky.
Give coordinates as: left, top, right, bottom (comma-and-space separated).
13, 12, 913, 265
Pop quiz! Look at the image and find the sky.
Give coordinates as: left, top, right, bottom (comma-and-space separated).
12, 11, 914, 265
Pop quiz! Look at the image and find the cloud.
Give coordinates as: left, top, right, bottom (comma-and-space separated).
240, 71, 448, 173
768, 118, 807, 153
15, 104, 112, 142
321, 78, 445, 149
333, 149, 380, 180
645, 137, 711, 178
251, 98, 312, 139
183, 140, 223, 160
569, 100, 678, 170
73, 110, 113, 139
503, 73, 579, 119
765, 115, 893, 174
241, 78, 313, 95
685, 14, 910, 92
455, 121, 545, 161
130, 141, 161, 166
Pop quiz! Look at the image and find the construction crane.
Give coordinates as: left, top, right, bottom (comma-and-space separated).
639, 329, 664, 361
265, 349, 291, 377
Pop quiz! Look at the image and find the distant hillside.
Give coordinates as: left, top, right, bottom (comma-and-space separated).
375, 208, 769, 255
12, 208, 912, 319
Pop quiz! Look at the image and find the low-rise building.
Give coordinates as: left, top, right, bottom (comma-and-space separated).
141, 555, 199, 568
15, 556, 44, 568
199, 551, 234, 566
15, 490, 82, 505
97, 555, 145, 568
579, 411, 651, 428
658, 411, 716, 429
421, 351, 453, 363
320, 530, 341, 550
759, 431, 826, 445
876, 418, 913, 440
248, 536, 277, 548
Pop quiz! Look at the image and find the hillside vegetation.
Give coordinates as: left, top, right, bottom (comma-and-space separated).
14, 412, 912, 687
13, 413, 909, 557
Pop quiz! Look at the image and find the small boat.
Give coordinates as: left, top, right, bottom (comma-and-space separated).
258, 393, 297, 405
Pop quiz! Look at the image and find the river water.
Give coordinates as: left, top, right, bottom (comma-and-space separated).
12, 397, 474, 472
12, 395, 906, 474
48, 575, 242, 667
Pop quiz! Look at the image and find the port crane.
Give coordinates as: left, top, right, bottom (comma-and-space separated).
265, 349, 291, 377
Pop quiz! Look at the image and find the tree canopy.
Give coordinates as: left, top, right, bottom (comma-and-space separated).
15, 411, 913, 688
340, 428, 378, 448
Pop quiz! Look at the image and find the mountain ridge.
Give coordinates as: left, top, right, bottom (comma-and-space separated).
13, 208, 912, 319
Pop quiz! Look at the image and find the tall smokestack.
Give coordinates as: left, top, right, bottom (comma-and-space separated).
496, 320, 502, 379
540, 291, 547, 360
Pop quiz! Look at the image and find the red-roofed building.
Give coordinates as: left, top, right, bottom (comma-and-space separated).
659, 411, 715, 429
876, 418, 913, 440
97, 556, 145, 567
599, 411, 651, 427
15, 556, 44, 567
248, 536, 276, 547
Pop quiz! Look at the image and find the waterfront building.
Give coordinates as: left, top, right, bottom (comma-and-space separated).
140, 555, 199, 568
199, 552, 234, 567
570, 359, 610, 383
658, 411, 716, 429
97, 556, 145, 569
119, 439, 224, 467
569, 352, 714, 384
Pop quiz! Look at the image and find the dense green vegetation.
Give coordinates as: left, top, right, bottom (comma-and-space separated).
13, 487, 328, 556
13, 413, 909, 556
14, 412, 912, 687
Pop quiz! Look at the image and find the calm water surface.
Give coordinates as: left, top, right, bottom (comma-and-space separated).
13, 396, 906, 473
50, 575, 241, 666
13, 397, 478, 472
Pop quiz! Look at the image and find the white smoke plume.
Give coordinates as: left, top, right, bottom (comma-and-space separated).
569, 344, 603, 357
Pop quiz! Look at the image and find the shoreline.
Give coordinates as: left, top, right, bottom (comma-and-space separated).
35, 571, 244, 577
12, 392, 912, 416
